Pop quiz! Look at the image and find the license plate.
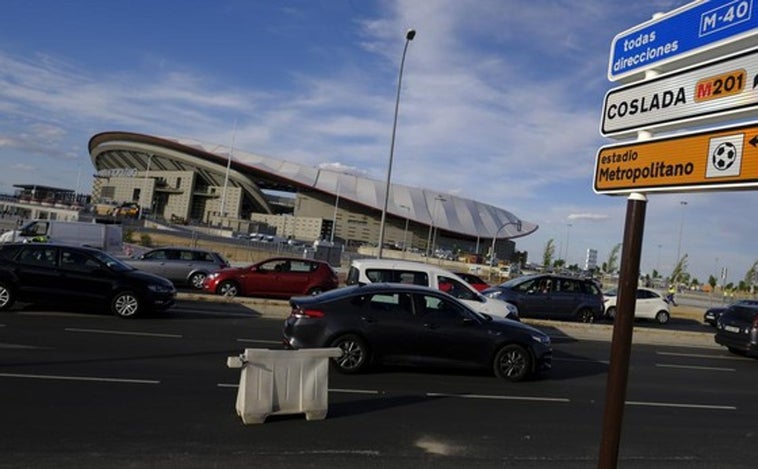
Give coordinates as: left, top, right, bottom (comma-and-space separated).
724, 325, 741, 333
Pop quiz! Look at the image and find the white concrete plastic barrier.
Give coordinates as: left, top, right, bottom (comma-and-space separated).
226, 348, 342, 424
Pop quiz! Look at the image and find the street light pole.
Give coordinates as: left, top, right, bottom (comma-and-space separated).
675, 200, 688, 267
139, 154, 153, 221
399, 204, 410, 255
489, 219, 522, 281
377, 28, 416, 259
426, 195, 445, 258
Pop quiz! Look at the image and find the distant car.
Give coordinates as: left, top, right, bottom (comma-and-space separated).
126, 247, 231, 289
714, 303, 758, 357
704, 299, 758, 327
283, 282, 552, 382
203, 257, 338, 299
0, 243, 175, 318
603, 287, 671, 324
453, 272, 490, 292
482, 273, 604, 323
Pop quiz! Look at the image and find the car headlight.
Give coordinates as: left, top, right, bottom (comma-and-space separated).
531, 333, 551, 345
148, 284, 174, 293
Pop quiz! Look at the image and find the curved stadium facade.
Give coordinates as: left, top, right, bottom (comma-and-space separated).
89, 131, 537, 258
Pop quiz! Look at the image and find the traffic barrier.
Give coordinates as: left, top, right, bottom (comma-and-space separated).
226, 348, 342, 424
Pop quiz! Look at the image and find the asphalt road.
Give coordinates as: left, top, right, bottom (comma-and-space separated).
1, 299, 756, 468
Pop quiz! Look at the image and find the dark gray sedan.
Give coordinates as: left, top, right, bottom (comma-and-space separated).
283, 282, 552, 382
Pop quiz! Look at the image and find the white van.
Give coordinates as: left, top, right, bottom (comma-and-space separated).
346, 259, 519, 321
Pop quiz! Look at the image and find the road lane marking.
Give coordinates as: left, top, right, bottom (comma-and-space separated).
65, 328, 182, 338
330, 388, 380, 395
626, 400, 736, 410
0, 372, 160, 384
554, 357, 610, 364
426, 392, 570, 403
236, 339, 282, 345
657, 351, 751, 361
656, 363, 735, 372
0, 343, 43, 349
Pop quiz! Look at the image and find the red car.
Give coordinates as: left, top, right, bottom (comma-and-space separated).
202, 257, 339, 299
453, 272, 490, 292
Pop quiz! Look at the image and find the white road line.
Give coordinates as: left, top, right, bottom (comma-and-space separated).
554, 357, 610, 364
656, 351, 750, 361
626, 400, 736, 411
330, 388, 380, 395
656, 363, 735, 372
0, 372, 160, 384
236, 339, 282, 345
217, 383, 238, 388
426, 392, 570, 403
65, 328, 182, 338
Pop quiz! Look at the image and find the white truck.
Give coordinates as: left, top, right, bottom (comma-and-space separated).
0, 220, 123, 254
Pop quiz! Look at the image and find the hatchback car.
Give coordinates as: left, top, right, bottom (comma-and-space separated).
482, 273, 604, 322
704, 299, 758, 327
126, 246, 230, 289
283, 283, 551, 381
203, 257, 338, 299
715, 304, 758, 357
603, 287, 671, 324
0, 243, 176, 318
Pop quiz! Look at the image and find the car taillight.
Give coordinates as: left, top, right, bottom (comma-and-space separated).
290, 306, 325, 319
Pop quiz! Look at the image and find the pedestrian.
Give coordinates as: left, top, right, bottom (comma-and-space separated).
666, 284, 678, 306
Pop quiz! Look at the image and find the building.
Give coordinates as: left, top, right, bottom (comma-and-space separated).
89, 131, 538, 257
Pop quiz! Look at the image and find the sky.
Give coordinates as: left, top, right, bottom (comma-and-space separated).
0, 0, 756, 285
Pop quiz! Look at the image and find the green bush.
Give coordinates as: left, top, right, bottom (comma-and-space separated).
139, 233, 153, 247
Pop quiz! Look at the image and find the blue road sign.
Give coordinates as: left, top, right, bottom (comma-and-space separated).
609, 0, 758, 82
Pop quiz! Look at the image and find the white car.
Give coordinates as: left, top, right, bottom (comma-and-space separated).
603, 287, 670, 324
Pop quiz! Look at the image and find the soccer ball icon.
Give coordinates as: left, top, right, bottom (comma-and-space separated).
712, 142, 737, 171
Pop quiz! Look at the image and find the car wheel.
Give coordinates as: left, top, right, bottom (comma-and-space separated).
493, 344, 532, 382
0, 281, 15, 311
111, 291, 141, 318
605, 307, 616, 320
577, 308, 595, 323
307, 287, 324, 295
655, 310, 670, 324
218, 280, 239, 297
189, 272, 207, 290
330, 334, 369, 374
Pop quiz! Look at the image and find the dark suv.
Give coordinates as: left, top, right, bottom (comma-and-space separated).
0, 243, 176, 318
482, 274, 604, 322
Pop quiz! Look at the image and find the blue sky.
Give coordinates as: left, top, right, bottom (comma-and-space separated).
1, 0, 755, 285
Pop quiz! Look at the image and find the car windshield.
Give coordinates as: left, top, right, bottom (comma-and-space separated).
92, 250, 133, 272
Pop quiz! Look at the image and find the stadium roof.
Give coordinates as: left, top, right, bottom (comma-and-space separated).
89, 131, 538, 240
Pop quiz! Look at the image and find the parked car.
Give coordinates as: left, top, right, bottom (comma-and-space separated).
704, 299, 758, 327
714, 303, 758, 357
482, 273, 604, 322
126, 247, 231, 289
453, 272, 490, 292
203, 257, 338, 299
283, 282, 552, 381
0, 243, 176, 318
602, 287, 671, 324
345, 259, 519, 321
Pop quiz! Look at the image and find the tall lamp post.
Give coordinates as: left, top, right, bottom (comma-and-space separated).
377, 28, 416, 259
399, 204, 411, 255
489, 219, 522, 281
675, 200, 688, 268
139, 154, 153, 221
426, 195, 446, 258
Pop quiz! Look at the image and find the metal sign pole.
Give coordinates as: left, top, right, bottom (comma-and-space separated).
598, 191, 647, 469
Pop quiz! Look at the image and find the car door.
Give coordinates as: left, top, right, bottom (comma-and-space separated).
407, 292, 488, 367
358, 291, 418, 361
550, 278, 583, 319
515, 276, 554, 317
58, 247, 113, 303
277, 260, 315, 296
133, 249, 171, 278
13, 245, 63, 299
242, 259, 288, 296
635, 289, 659, 317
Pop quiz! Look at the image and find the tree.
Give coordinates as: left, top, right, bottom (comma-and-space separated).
708, 275, 717, 291
669, 253, 689, 285
744, 260, 758, 287
605, 243, 621, 275
542, 239, 555, 271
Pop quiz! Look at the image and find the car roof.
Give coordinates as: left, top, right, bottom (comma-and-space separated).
350, 258, 459, 275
